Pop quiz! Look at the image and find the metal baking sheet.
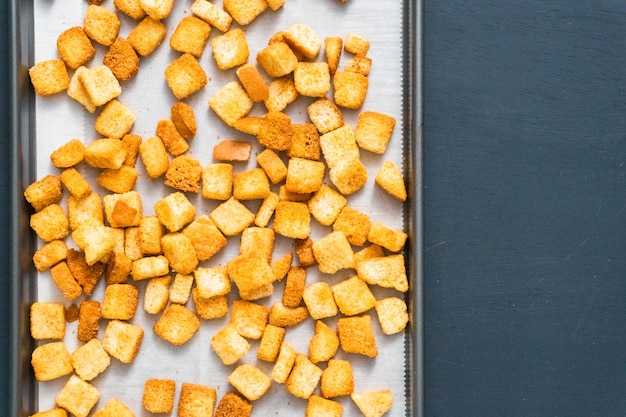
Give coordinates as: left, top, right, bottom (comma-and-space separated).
9, 0, 422, 415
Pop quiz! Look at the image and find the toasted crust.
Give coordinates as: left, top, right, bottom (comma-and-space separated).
257, 324, 286, 362
211, 324, 251, 365
31, 204, 69, 242
233, 168, 270, 200
154, 191, 197, 232
264, 77, 299, 112
209, 197, 255, 236
192, 290, 229, 320
191, 0, 233, 33
294, 62, 331, 97
236, 64, 269, 102
306, 395, 343, 417
324, 37, 343, 75
224, 0, 267, 26
154, 304, 201, 345
333, 206, 371, 246
213, 140, 252, 162
92, 398, 134, 417
101, 283, 139, 320
209, 81, 253, 127
70, 338, 110, 381
285, 157, 325, 194
302, 282, 338, 320
226, 254, 275, 300
140, 136, 170, 179
171, 102, 197, 140
307, 98, 343, 134
273, 201, 311, 240
49, 262, 82, 301
114, 0, 146, 19
164, 155, 202, 193
178, 383, 218, 417
61, 168, 92, 200
24, 175, 63, 212
257, 42, 298, 78
351, 390, 394, 417
344, 33, 370, 56
30, 302, 66, 340
143, 379, 176, 413
286, 354, 323, 399
255, 191, 280, 228
268, 302, 309, 327
139, 0, 175, 20
337, 314, 378, 357
333, 71, 369, 109
50, 139, 85, 168
103, 38, 140, 81
183, 215, 227, 262
161, 233, 199, 274
332, 276, 376, 316
309, 320, 339, 364
312, 231, 355, 274
214, 391, 252, 417
375, 160, 407, 201
33, 240, 68, 272
288, 123, 321, 161
227, 364, 272, 401
257, 111, 294, 151
77, 300, 101, 342
66, 248, 105, 296
294, 236, 317, 268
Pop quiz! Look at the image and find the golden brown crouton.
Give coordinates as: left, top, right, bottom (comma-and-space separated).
50, 138, 85, 168
24, 175, 62, 212
165, 155, 202, 193
71, 219, 116, 265
307, 98, 344, 135
154, 191, 197, 232
29, 60, 69, 96
306, 395, 343, 417
257, 324, 285, 362
143, 379, 176, 413
171, 16, 212, 57
284, 24, 322, 60
191, 0, 233, 32
332, 276, 376, 316
256, 148, 287, 184
101, 283, 139, 320
55, 375, 100, 417
124, 226, 142, 260
161, 233, 198, 274
266, 0, 285, 10
257, 111, 294, 151
165, 53, 208, 99
329, 157, 368, 195
114, 0, 146, 19
309, 320, 339, 364
32, 341, 73, 382
233, 116, 264, 135
320, 359, 354, 398
192, 291, 229, 320
324, 36, 343, 75
31, 409, 68, 417
66, 248, 104, 296
102, 319, 144, 363
345, 33, 370, 56
154, 304, 201, 345
211, 324, 251, 365
213, 140, 252, 162
240, 226, 275, 263
183, 215, 228, 262
345, 54, 372, 76
294, 62, 331, 97
57, 26, 95, 70
171, 102, 197, 140
85, 138, 127, 170
273, 201, 311, 239
178, 383, 217, 417
228, 364, 272, 401
139, 215, 165, 255
351, 390, 394, 417
194, 266, 230, 298
337, 314, 378, 357
333, 71, 369, 109
127, 16, 167, 57
375, 160, 407, 201
282, 266, 306, 307
84, 5, 120, 46
61, 168, 92, 200
50, 262, 82, 301
302, 282, 338, 320
319, 125, 359, 169
103, 191, 143, 228
230, 300, 269, 339
78, 65, 122, 107
92, 398, 134, 417
103, 38, 140, 82
294, 236, 317, 268
312, 231, 355, 274
237, 64, 269, 102
30, 302, 66, 340
285, 157, 326, 194
376, 297, 409, 335
68, 67, 96, 112
143, 276, 170, 314
169, 272, 194, 304
209, 81, 253, 127
70, 338, 110, 381
307, 184, 346, 226
139, 136, 170, 179
131, 255, 170, 281
97, 166, 139, 193
212, 28, 250, 70
333, 206, 371, 246
268, 302, 308, 327
256, 42, 298, 78
264, 77, 299, 112
33, 240, 68, 272
286, 354, 323, 399
214, 391, 252, 417
355, 111, 396, 154
233, 168, 270, 200
30, 204, 69, 242
139, 0, 175, 20
271, 341, 297, 383
288, 123, 321, 161
226, 254, 275, 300
104, 250, 132, 284
367, 221, 407, 252
224, 0, 267, 25
209, 197, 255, 236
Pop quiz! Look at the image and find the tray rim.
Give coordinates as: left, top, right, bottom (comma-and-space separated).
8, 0, 423, 415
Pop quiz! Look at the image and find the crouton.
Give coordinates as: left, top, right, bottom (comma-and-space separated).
307, 98, 343, 135
77, 300, 101, 341
324, 37, 342, 75
266, 0, 285, 10
31, 341, 73, 382
294, 236, 316, 268
102, 319, 144, 363
268, 302, 308, 327
143, 276, 171, 314
191, 0, 233, 32
284, 24, 321, 60
154, 304, 201, 345
273, 201, 311, 239
333, 206, 371, 246
319, 125, 359, 170
214, 392, 252, 417
131, 255, 170, 280
24, 175, 62, 212
30, 204, 69, 242
103, 191, 143, 228
351, 390, 394, 417
337, 314, 378, 357
307, 184, 346, 226
101, 283, 139, 320
230, 300, 269, 339
227, 364, 272, 401
31, 409, 68, 417
97, 166, 139, 193
71, 219, 116, 265
345, 54, 372, 76
66, 249, 104, 296
139, 136, 169, 179
158, 116, 190, 156
61, 168, 92, 200
302, 282, 338, 320
285, 157, 325, 194
333, 71, 369, 109
240, 227, 275, 263
288, 123, 321, 161
127, 16, 167, 57
85, 138, 127, 169
312, 231, 355, 274
212, 28, 249, 70
355, 111, 396, 155
211, 324, 251, 365
257, 324, 285, 362
309, 320, 339, 364
209, 197, 255, 236
264, 77, 299, 112
67, 67, 96, 112
282, 266, 306, 307
165, 155, 202, 193
258, 111, 294, 151
183, 215, 228, 261
57, 26, 95, 70
139, 0, 175, 20
233, 168, 270, 200
306, 395, 343, 417
329, 157, 368, 195
332, 276, 376, 316
171, 102, 197, 140
103, 37, 140, 81
192, 290, 229, 319
255, 191, 280, 228
194, 266, 230, 299
233, 116, 264, 135
138, 216, 164, 256
178, 383, 218, 417
256, 149, 286, 184
84, 5, 120, 46
165, 53, 208, 99
226, 254, 275, 300
209, 81, 253, 127
375, 160, 407, 201
154, 191, 197, 232
169, 272, 195, 304
30, 302, 65, 340
50, 138, 85, 168
70, 338, 110, 381
92, 399, 134, 417
33, 240, 68, 272
354, 244, 384, 264
237, 64, 269, 102
67, 193, 103, 231
256, 42, 298, 78
55, 375, 100, 417
124, 227, 143, 260
171, 16, 212, 57
120, 135, 141, 165
29, 59, 70, 96
286, 354, 323, 399
224, 0, 267, 26
367, 221, 407, 252
376, 297, 409, 335
271, 341, 297, 383
213, 140, 252, 162
294, 62, 330, 97
105, 250, 132, 284
143, 379, 176, 413
114, 0, 146, 19
345, 33, 370, 56
321, 359, 354, 398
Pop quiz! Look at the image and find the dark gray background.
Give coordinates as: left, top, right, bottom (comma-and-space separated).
3, 1, 626, 416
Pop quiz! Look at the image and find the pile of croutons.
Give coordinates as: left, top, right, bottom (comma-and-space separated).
25, 0, 409, 416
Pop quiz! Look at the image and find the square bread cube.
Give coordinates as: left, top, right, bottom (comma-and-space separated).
356, 254, 408, 292
31, 342, 73, 381
256, 149, 287, 184
139, 0, 175, 20
84, 138, 127, 170
233, 116, 264, 135
329, 158, 368, 195
228, 364, 272, 401
333, 206, 371, 246
191, 0, 233, 32
144, 276, 171, 314
140, 136, 170, 179
233, 168, 270, 200
33, 240, 68, 272
230, 300, 269, 339
95, 99, 135, 139
319, 125, 359, 169
282, 266, 306, 308
84, 5, 120, 46
139, 215, 165, 255
294, 236, 316, 268
308, 320, 339, 364
24, 174, 63, 212
209, 197, 255, 236
273, 201, 310, 239
237, 64, 269, 102
169, 272, 195, 304
71, 219, 116, 265
255, 191, 280, 228
143, 379, 176, 413
77, 300, 101, 342
271, 341, 297, 383
101, 283, 139, 320
62, 168, 92, 200
212, 28, 249, 70
356, 111, 397, 154
312, 231, 355, 274
264, 77, 299, 112
344, 33, 370, 56
284, 23, 321, 59
224, 0, 267, 26
50, 138, 85, 168
194, 266, 230, 298
66, 248, 104, 296
345, 55, 372, 76
331, 276, 376, 316
154, 304, 201, 345
127, 16, 167, 56
294, 62, 330, 97
154, 191, 197, 232
70, 338, 110, 381
171, 101, 197, 140
285, 157, 325, 194
376, 297, 409, 335
103, 37, 140, 81
78, 65, 121, 107
240, 226, 275, 262
211, 324, 251, 365
286, 354, 323, 399
105, 250, 132, 285
103, 191, 143, 228
351, 390, 394, 417
257, 111, 294, 151
102, 320, 143, 363
288, 123, 320, 161
266, 0, 285, 10
306, 395, 343, 417
49, 262, 82, 300
97, 166, 139, 194
227, 254, 275, 299
213, 140, 252, 162
302, 282, 338, 320
375, 160, 407, 201
55, 375, 100, 417
170, 16, 212, 57
324, 36, 342, 75
92, 398, 134, 417
161, 233, 198, 274
333, 71, 369, 109
354, 244, 385, 264
320, 359, 354, 398
165, 53, 208, 99
256, 42, 298, 78
257, 324, 286, 362
67, 67, 96, 112
183, 215, 228, 262
337, 314, 378, 357
57, 26, 95, 70
165, 155, 202, 193
131, 255, 170, 281
307, 98, 343, 135
209, 81, 253, 127
214, 392, 252, 417
178, 383, 218, 417
307, 184, 346, 226
268, 302, 309, 327
367, 221, 408, 252
114, 0, 146, 19
29, 59, 69, 96
192, 290, 229, 319
124, 227, 142, 260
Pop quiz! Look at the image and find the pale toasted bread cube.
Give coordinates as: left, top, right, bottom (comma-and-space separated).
309, 320, 339, 364
92, 398, 134, 417
226, 254, 275, 299
258, 111, 294, 151
144, 276, 171, 314
50, 138, 85, 168
85, 138, 127, 169
272, 341, 296, 383
233, 116, 264, 135
70, 339, 110, 381
131, 255, 170, 280
194, 266, 230, 298
345, 54, 372, 76
264, 77, 299, 112
57, 26, 95, 70
72, 219, 116, 265
139, 0, 175, 20
338, 314, 377, 357
228, 364, 271, 401
308, 98, 343, 135
97, 166, 138, 193
154, 191, 197, 232
356, 111, 396, 155
368, 221, 407, 252
77, 300, 101, 341
30, 302, 65, 340
127, 16, 167, 56
80, 64, 122, 107
283, 23, 321, 59
306, 395, 343, 417
67, 67, 96, 112
213, 140, 252, 162
95, 100, 135, 140
273, 200, 310, 239
212, 28, 249, 70
191, 0, 233, 32
165, 53, 208, 99
268, 302, 308, 327
231, 300, 269, 339
237, 64, 269, 102
257, 42, 298, 78
324, 36, 342, 75
209, 197, 255, 236
101, 283, 139, 320
31, 341, 73, 381
286, 354, 323, 399
224, 0, 267, 26
84, 5, 120, 46
215, 392, 252, 417
171, 102, 197, 140
240, 227, 275, 262
233, 168, 270, 200
124, 227, 143, 260
319, 125, 359, 169
102, 319, 144, 363
345, 33, 370, 56
183, 215, 227, 261
68, 193, 103, 231
294, 236, 316, 267
139, 216, 165, 255
24, 175, 62, 212
140, 136, 169, 178
193, 290, 229, 319
30, 409, 68, 417
165, 155, 202, 193
255, 191, 279, 227
375, 160, 407, 201
33, 240, 68, 272
303, 282, 338, 320
312, 231, 354, 274
321, 359, 354, 398
209, 81, 253, 127
169, 272, 195, 304
333, 71, 368, 109
154, 304, 201, 345
114, 0, 146, 19
256, 149, 286, 184
285, 157, 325, 194
376, 297, 409, 335
55, 375, 100, 417
211, 324, 251, 365
257, 324, 285, 362
329, 158, 368, 195
333, 206, 370, 246
178, 383, 217, 417
103, 191, 142, 228
307, 184, 346, 226
143, 379, 176, 413
294, 62, 330, 97
351, 390, 394, 417
105, 250, 132, 284
103, 37, 140, 81
332, 276, 376, 316
29, 59, 69, 96
66, 248, 104, 296
61, 168, 92, 200
171, 16, 211, 57
282, 266, 306, 307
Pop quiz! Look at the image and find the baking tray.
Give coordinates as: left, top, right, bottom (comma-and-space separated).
9, 0, 422, 415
